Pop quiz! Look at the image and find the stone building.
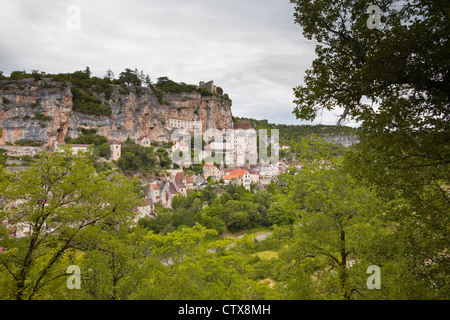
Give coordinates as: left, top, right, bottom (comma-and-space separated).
109, 140, 121, 161
203, 162, 220, 181
168, 117, 195, 131
222, 169, 252, 191
136, 136, 151, 147
198, 80, 217, 93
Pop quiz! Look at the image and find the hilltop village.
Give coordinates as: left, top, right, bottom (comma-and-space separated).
1, 118, 299, 218
0, 71, 345, 225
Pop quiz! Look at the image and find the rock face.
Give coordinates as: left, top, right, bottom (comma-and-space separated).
0, 79, 233, 147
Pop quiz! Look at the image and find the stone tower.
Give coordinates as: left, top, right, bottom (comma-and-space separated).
109, 140, 121, 161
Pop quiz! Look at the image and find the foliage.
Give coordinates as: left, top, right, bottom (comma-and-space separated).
0, 147, 140, 300
155, 77, 197, 94
118, 68, 142, 86
290, 0, 449, 298
0, 148, 6, 166
68, 131, 107, 146
32, 112, 52, 121
71, 86, 111, 116
234, 116, 358, 146
117, 139, 171, 173
141, 185, 280, 236
13, 139, 43, 147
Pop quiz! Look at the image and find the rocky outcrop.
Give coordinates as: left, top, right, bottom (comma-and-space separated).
0, 78, 234, 148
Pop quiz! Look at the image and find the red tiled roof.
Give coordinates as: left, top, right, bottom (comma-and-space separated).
204, 163, 215, 167
223, 169, 248, 180
230, 169, 247, 177
168, 182, 178, 195
175, 172, 193, 183
234, 122, 252, 130
150, 183, 160, 190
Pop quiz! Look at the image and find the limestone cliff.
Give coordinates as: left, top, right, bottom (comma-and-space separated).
0, 78, 233, 147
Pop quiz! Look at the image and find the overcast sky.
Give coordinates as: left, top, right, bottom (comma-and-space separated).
0, 0, 356, 126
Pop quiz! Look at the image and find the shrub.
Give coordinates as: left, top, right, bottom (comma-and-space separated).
34, 112, 52, 121
14, 140, 43, 147
71, 86, 111, 116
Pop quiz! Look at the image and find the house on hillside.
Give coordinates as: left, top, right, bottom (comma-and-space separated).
136, 136, 151, 147
55, 141, 121, 161
203, 162, 220, 181
161, 182, 178, 208
233, 122, 257, 167
222, 169, 252, 191
248, 168, 260, 185
168, 117, 195, 131
174, 172, 194, 193
134, 198, 156, 222
148, 183, 162, 203
160, 172, 194, 208
55, 142, 90, 154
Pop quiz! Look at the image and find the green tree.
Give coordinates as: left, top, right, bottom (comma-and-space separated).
226, 211, 249, 233
267, 202, 295, 226
119, 68, 141, 86
98, 142, 111, 159
290, 0, 450, 297
0, 147, 139, 300
276, 161, 385, 300
131, 225, 273, 299
201, 185, 217, 204
75, 227, 150, 300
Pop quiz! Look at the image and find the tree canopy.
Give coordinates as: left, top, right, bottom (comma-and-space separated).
290, 0, 449, 298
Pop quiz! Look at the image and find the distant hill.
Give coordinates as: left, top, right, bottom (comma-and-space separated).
233, 117, 360, 146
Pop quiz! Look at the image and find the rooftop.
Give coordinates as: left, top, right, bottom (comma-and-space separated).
203, 162, 215, 167
234, 122, 253, 130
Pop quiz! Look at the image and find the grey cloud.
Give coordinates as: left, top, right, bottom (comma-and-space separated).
0, 0, 352, 126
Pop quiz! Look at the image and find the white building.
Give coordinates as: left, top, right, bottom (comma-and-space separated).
55, 142, 90, 154
168, 117, 195, 130
136, 136, 152, 147
233, 122, 257, 167
222, 169, 252, 191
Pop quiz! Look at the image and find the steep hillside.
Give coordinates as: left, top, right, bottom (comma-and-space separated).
0, 73, 233, 148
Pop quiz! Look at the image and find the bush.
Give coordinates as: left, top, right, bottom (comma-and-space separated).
98, 142, 111, 159
226, 211, 249, 233
14, 140, 43, 147
68, 133, 107, 146
33, 112, 52, 121
267, 202, 295, 226
71, 86, 111, 116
